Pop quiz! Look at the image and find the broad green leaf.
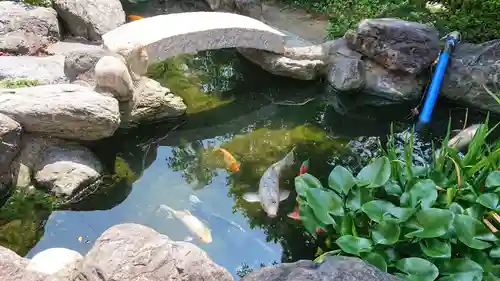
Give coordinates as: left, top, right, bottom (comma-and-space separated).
465, 205, 484, 219
305, 188, 342, 224
295, 173, 323, 197
372, 219, 400, 245
486, 171, 500, 188
404, 179, 438, 209
405, 208, 454, 238
395, 258, 439, 281
449, 202, 465, 214
336, 235, 373, 256
490, 247, 500, 258
453, 214, 498, 250
328, 166, 356, 195
356, 157, 391, 188
485, 275, 500, 281
437, 258, 483, 281
476, 193, 500, 211
346, 187, 372, 212
299, 202, 321, 237
384, 179, 403, 196
361, 200, 415, 223
362, 252, 387, 272
419, 238, 451, 258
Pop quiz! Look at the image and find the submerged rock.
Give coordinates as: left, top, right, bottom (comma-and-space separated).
0, 55, 67, 85
0, 84, 120, 141
0, 1, 60, 55
0, 114, 21, 195
11, 135, 103, 198
241, 256, 400, 281
85, 223, 234, 281
120, 77, 187, 127
27, 247, 84, 275
345, 18, 440, 75
54, 0, 125, 41
441, 40, 500, 115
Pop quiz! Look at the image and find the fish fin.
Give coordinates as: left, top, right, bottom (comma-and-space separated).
243, 192, 261, 203
159, 204, 175, 214
279, 190, 290, 201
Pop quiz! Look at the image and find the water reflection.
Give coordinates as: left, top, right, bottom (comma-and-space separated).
0, 48, 494, 278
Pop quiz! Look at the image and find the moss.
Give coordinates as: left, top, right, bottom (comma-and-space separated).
0, 79, 40, 89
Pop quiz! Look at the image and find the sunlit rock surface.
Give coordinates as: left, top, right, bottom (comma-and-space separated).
27, 247, 83, 275
102, 12, 286, 64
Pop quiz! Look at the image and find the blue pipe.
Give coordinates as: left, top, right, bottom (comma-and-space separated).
417, 32, 461, 129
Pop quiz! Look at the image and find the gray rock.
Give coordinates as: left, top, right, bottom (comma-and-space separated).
0, 84, 120, 141
327, 56, 365, 92
0, 56, 68, 85
363, 59, 425, 103
54, 0, 126, 41
0, 114, 21, 194
46, 260, 107, 281
64, 48, 113, 86
441, 40, 500, 115
238, 31, 325, 80
27, 248, 84, 275
235, 0, 263, 20
46, 39, 103, 56
241, 256, 400, 281
11, 134, 103, 197
85, 223, 234, 281
121, 77, 187, 127
0, 246, 47, 281
0, 1, 60, 55
345, 18, 440, 75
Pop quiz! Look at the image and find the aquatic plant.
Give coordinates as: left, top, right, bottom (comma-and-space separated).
294, 119, 500, 280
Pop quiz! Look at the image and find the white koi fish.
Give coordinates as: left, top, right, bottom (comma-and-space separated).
159, 204, 212, 244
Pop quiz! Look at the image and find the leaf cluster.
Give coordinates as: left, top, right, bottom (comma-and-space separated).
295, 119, 500, 280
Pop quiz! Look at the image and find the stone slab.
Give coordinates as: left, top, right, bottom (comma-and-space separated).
102, 11, 286, 64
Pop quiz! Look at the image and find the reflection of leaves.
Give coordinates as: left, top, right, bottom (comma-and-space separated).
167, 140, 218, 187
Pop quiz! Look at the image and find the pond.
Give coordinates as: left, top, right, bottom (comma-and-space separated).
1, 4, 498, 280
0, 46, 493, 278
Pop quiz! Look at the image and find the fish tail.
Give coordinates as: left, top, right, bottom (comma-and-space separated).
283, 146, 296, 167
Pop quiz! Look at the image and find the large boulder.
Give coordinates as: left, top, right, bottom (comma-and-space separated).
241, 257, 400, 281
0, 246, 47, 281
0, 84, 120, 141
46, 39, 104, 56
362, 59, 426, 103
238, 30, 325, 80
84, 223, 234, 281
0, 1, 60, 55
0, 114, 21, 194
441, 40, 500, 115
0, 56, 67, 85
345, 18, 440, 75
120, 77, 187, 127
54, 0, 126, 41
11, 134, 103, 198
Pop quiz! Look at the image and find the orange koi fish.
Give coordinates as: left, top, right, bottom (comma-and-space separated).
127, 15, 144, 22
214, 147, 240, 173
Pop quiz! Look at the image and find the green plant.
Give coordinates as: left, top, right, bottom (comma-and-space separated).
294, 120, 500, 280
0, 79, 40, 88
20, 0, 52, 7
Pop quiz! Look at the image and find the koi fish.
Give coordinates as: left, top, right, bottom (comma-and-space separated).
243, 148, 295, 217
127, 15, 144, 22
159, 204, 212, 243
447, 124, 483, 151
287, 159, 309, 220
214, 147, 240, 172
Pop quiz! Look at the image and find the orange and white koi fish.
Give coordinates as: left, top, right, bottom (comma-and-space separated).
214, 147, 240, 172
127, 15, 144, 22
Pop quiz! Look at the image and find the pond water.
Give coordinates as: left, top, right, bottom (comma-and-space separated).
0, 3, 498, 279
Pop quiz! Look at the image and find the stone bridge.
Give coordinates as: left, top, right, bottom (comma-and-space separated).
102, 11, 286, 64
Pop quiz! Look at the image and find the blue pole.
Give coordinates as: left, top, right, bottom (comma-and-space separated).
417, 32, 461, 129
